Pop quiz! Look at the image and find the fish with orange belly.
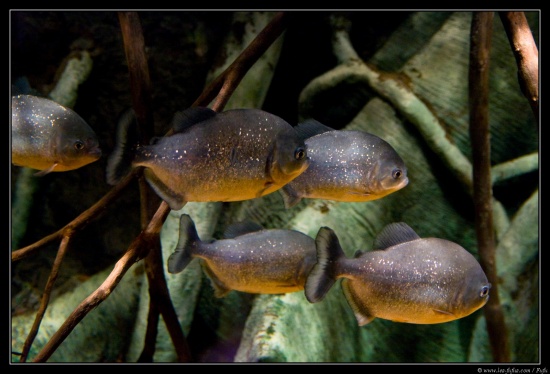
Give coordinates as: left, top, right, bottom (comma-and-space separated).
279, 119, 408, 208
305, 222, 491, 325
107, 107, 309, 210
168, 214, 318, 297
11, 94, 102, 175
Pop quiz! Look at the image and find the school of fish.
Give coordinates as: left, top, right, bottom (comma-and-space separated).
11, 94, 102, 175
13, 93, 489, 326
106, 106, 487, 325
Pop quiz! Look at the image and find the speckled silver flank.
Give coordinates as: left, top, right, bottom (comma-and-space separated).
133, 108, 309, 210
11, 94, 101, 172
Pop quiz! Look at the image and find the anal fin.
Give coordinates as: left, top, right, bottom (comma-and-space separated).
144, 169, 186, 210
342, 279, 376, 326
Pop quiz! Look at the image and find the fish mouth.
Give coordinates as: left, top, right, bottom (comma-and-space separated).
379, 176, 409, 194
395, 176, 409, 189
345, 176, 408, 197
89, 147, 102, 159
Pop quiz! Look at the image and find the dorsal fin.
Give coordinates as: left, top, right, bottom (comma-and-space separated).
294, 118, 335, 141
372, 222, 421, 250
171, 106, 217, 133
223, 221, 265, 239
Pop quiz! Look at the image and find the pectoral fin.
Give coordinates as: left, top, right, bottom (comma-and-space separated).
433, 309, 455, 316
279, 184, 302, 209
34, 163, 57, 176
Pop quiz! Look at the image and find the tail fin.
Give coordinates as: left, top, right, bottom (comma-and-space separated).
167, 214, 201, 273
305, 226, 345, 303
106, 108, 139, 185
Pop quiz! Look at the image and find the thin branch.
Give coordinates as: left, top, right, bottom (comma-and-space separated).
498, 12, 539, 125
11, 168, 141, 262
469, 11, 510, 363
137, 299, 160, 362
141, 226, 193, 362
193, 11, 290, 112
31, 201, 171, 363
19, 235, 71, 362
118, 11, 155, 143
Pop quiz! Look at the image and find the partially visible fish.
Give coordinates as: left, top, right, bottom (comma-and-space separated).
107, 107, 309, 210
279, 119, 408, 208
305, 222, 490, 325
167, 214, 318, 297
11, 94, 102, 175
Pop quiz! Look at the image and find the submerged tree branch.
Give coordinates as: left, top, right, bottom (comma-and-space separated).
193, 11, 289, 112
11, 168, 140, 262
19, 235, 71, 362
499, 12, 539, 125
118, 12, 155, 143
32, 202, 170, 362
469, 11, 510, 363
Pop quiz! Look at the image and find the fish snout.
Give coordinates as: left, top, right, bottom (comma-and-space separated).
90, 146, 102, 159
396, 174, 409, 189
86, 138, 102, 159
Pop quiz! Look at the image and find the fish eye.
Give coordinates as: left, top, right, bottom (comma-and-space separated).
480, 284, 491, 297
294, 147, 306, 160
392, 169, 402, 179
74, 141, 85, 150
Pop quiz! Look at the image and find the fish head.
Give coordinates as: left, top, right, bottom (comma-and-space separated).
51, 114, 102, 171
366, 144, 408, 197
267, 128, 310, 183
446, 259, 491, 318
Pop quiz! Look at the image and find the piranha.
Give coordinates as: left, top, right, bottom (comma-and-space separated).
305, 222, 491, 325
11, 94, 102, 175
167, 214, 318, 297
107, 107, 309, 210
279, 119, 408, 208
